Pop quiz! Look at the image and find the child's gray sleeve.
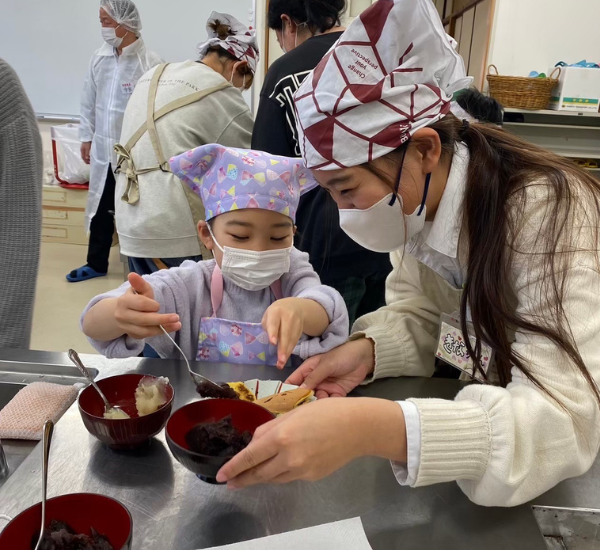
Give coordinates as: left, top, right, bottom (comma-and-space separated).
79, 262, 211, 359
283, 249, 350, 358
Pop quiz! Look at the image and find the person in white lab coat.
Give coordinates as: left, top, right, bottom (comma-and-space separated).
67, 0, 162, 282
216, 0, 600, 508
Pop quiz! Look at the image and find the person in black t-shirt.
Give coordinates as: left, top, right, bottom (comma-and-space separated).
252, 0, 392, 327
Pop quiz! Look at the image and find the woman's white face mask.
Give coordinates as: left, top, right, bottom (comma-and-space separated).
279, 21, 308, 54
229, 63, 246, 91
338, 155, 432, 253
339, 192, 428, 253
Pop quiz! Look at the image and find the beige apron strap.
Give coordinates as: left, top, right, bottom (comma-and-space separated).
146, 63, 170, 171
116, 141, 161, 205
114, 76, 230, 253
179, 180, 212, 259
120, 80, 231, 155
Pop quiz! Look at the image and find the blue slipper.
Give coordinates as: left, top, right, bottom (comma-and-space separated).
66, 266, 107, 283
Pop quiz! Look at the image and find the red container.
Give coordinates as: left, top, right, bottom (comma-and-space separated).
79, 373, 174, 450
0, 493, 132, 550
166, 399, 274, 483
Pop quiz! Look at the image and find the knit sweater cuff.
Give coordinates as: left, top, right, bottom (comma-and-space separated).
408, 398, 491, 486
350, 324, 405, 382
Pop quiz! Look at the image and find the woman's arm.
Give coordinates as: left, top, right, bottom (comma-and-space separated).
217, 397, 407, 488
410, 258, 600, 506
352, 250, 454, 380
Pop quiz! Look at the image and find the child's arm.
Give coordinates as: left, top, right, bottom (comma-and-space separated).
262, 297, 329, 368
80, 262, 213, 359
83, 274, 181, 342
263, 249, 350, 368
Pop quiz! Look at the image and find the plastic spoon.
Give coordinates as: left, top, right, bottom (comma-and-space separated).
33, 420, 54, 550
68, 349, 128, 417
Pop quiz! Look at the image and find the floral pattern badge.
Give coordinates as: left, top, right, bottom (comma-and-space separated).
436, 321, 493, 382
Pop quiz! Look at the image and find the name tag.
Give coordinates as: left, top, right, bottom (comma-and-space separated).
121, 82, 134, 95
436, 312, 494, 383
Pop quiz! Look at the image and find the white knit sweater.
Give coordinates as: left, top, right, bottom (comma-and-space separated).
353, 161, 600, 506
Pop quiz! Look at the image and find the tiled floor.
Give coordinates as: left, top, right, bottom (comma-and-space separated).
30, 243, 125, 354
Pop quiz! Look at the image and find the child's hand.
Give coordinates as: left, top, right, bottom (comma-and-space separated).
114, 273, 181, 339
262, 298, 305, 369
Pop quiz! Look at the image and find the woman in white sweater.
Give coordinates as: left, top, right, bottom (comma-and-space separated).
216, 0, 600, 507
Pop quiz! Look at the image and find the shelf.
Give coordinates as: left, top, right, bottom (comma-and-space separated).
503, 121, 600, 131
504, 107, 600, 118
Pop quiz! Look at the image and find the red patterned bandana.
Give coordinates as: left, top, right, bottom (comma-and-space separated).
197, 11, 259, 75
294, 0, 471, 169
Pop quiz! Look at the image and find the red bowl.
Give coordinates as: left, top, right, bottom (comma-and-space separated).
79, 373, 174, 450
0, 493, 132, 550
166, 399, 275, 483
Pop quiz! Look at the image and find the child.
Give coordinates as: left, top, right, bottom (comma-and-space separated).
81, 144, 349, 368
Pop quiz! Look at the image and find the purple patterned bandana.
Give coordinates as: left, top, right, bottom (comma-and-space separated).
169, 144, 317, 222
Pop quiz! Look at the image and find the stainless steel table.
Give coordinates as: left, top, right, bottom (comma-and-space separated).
0, 349, 594, 549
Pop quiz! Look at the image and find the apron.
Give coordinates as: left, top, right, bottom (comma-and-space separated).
197, 265, 283, 365
114, 62, 230, 259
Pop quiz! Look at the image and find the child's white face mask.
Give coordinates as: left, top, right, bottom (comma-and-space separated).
208, 224, 292, 291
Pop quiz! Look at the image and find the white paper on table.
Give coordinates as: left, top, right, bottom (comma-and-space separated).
200, 517, 373, 550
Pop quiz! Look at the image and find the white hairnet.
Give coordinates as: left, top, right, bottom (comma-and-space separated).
100, 0, 142, 35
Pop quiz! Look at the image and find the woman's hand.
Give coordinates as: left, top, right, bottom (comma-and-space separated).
286, 338, 376, 398
216, 397, 407, 489
80, 141, 92, 164
114, 273, 181, 339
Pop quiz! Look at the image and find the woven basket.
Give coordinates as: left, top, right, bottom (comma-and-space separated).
487, 65, 561, 110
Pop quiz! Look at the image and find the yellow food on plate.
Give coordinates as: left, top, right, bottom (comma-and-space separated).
255, 388, 314, 415
227, 382, 256, 402
135, 376, 169, 416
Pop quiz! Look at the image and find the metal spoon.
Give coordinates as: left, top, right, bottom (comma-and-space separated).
68, 349, 127, 417
130, 289, 223, 393
158, 325, 224, 393
33, 420, 54, 550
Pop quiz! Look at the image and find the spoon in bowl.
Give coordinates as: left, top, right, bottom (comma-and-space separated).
33, 420, 54, 550
68, 349, 129, 418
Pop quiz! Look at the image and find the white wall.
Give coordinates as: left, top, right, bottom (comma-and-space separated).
488, 0, 600, 77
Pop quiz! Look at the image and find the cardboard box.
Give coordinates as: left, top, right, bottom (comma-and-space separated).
548, 66, 600, 112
